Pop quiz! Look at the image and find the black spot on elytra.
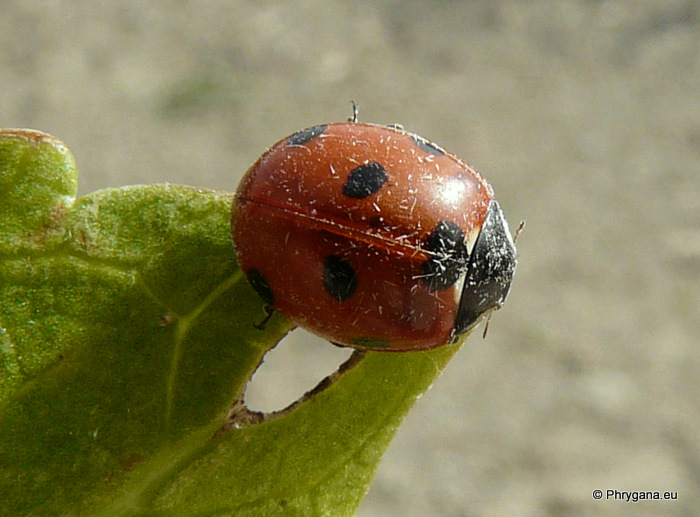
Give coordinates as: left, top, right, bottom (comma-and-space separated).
287, 124, 327, 146
323, 255, 358, 301
422, 220, 469, 291
247, 268, 274, 305
412, 135, 445, 156
342, 162, 387, 198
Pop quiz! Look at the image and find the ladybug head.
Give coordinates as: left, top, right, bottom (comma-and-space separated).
454, 200, 518, 336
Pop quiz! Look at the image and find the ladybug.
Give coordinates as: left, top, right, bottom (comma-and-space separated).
231, 120, 518, 351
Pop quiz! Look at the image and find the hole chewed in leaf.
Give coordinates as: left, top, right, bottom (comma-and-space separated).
214, 400, 265, 435
218, 329, 363, 433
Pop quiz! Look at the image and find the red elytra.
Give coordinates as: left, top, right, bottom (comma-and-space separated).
231, 122, 517, 351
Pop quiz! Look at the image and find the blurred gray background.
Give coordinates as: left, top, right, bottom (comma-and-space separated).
2, 1, 698, 516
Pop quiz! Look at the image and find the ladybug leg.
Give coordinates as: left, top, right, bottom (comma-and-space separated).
253, 305, 275, 330
348, 100, 359, 123
482, 313, 493, 339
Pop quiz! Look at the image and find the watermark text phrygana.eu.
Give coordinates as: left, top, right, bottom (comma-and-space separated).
592, 489, 677, 502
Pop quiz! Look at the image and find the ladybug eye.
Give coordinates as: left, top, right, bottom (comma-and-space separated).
454, 200, 517, 335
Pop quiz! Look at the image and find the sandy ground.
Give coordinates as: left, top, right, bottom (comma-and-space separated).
2, 1, 699, 516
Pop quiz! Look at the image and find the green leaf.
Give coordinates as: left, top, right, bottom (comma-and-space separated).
0, 129, 462, 516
